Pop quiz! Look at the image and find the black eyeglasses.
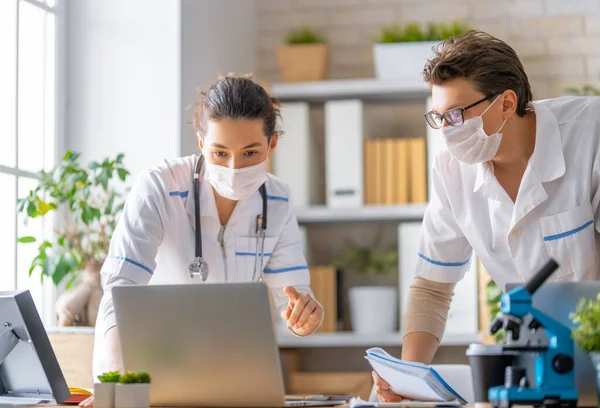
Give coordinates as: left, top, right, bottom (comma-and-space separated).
424, 93, 501, 129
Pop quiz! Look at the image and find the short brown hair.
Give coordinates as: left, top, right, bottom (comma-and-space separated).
423, 30, 532, 116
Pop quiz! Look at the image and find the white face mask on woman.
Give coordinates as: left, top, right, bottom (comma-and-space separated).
441, 95, 507, 164
203, 154, 269, 201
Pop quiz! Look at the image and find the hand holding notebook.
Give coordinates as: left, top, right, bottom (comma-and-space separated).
365, 348, 473, 404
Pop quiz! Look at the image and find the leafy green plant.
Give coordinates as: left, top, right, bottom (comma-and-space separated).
333, 238, 397, 277
97, 371, 121, 383
570, 293, 600, 353
119, 371, 151, 384
376, 20, 472, 43
285, 26, 326, 45
486, 279, 506, 343
16, 150, 130, 288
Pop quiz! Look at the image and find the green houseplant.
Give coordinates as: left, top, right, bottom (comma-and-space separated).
277, 26, 328, 83
373, 20, 472, 81
334, 240, 398, 334
570, 293, 600, 406
16, 150, 130, 326
485, 279, 507, 343
115, 372, 151, 408
95, 371, 121, 408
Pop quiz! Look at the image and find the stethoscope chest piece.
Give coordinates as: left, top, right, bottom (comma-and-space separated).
188, 257, 210, 281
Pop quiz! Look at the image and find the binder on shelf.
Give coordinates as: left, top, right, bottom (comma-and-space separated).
397, 223, 479, 335
409, 138, 427, 204
395, 139, 409, 205
309, 265, 338, 333
273, 102, 316, 209
325, 100, 364, 208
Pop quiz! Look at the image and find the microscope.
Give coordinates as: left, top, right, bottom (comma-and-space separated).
487, 259, 579, 408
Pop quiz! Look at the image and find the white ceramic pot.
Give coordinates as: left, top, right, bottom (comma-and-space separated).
373, 41, 439, 82
115, 384, 150, 408
349, 286, 397, 334
94, 383, 116, 408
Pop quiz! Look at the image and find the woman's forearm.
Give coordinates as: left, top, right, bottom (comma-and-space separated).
105, 326, 124, 373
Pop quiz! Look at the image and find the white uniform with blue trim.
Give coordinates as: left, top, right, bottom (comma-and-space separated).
92, 154, 315, 379
418, 96, 600, 290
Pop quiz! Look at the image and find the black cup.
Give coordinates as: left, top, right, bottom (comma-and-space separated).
466, 343, 517, 402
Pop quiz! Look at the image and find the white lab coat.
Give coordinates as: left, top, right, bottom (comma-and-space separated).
417, 96, 600, 290
92, 154, 317, 379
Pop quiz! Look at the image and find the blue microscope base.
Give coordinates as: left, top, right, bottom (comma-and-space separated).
489, 386, 579, 408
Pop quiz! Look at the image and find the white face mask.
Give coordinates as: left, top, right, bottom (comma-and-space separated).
203, 156, 268, 201
441, 95, 507, 164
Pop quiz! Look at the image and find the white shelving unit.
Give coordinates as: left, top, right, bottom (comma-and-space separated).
268, 79, 481, 364
277, 332, 482, 348
295, 204, 428, 224
271, 78, 431, 103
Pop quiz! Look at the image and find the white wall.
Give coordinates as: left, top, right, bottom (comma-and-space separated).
65, 0, 181, 180
180, 0, 258, 156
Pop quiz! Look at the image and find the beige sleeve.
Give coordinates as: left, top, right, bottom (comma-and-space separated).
403, 276, 456, 342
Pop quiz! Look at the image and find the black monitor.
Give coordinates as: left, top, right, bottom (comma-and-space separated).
0, 290, 70, 405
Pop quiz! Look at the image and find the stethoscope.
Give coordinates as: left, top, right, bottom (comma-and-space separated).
188, 155, 268, 282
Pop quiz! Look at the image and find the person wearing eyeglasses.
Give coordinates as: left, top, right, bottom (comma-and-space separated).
373, 30, 600, 402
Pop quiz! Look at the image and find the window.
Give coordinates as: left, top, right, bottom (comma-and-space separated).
0, 0, 60, 326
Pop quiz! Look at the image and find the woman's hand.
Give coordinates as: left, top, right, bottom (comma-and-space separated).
372, 371, 404, 402
281, 286, 323, 336
79, 396, 94, 407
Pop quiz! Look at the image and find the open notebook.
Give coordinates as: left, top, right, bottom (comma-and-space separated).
365, 348, 472, 404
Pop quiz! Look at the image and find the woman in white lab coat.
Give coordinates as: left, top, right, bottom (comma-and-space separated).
87, 74, 323, 396
374, 31, 600, 402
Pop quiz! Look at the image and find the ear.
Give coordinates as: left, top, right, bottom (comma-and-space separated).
268, 132, 279, 157
501, 90, 518, 119
197, 132, 204, 150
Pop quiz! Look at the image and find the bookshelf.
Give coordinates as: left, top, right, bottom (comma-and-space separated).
269, 78, 481, 369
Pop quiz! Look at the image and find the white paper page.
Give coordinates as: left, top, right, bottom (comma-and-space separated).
429, 365, 474, 403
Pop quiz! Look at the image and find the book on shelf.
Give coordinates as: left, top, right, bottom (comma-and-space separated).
408, 137, 427, 204
309, 265, 338, 333
394, 139, 409, 205
363, 137, 426, 207
384, 138, 396, 205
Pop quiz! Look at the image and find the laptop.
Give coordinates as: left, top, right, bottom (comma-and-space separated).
505, 281, 600, 407
0, 290, 70, 406
112, 283, 347, 407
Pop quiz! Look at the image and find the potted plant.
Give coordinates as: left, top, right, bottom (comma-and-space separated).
334, 240, 398, 334
95, 371, 121, 408
277, 26, 328, 83
115, 371, 151, 408
570, 293, 600, 405
373, 20, 472, 83
485, 279, 507, 344
16, 150, 130, 326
